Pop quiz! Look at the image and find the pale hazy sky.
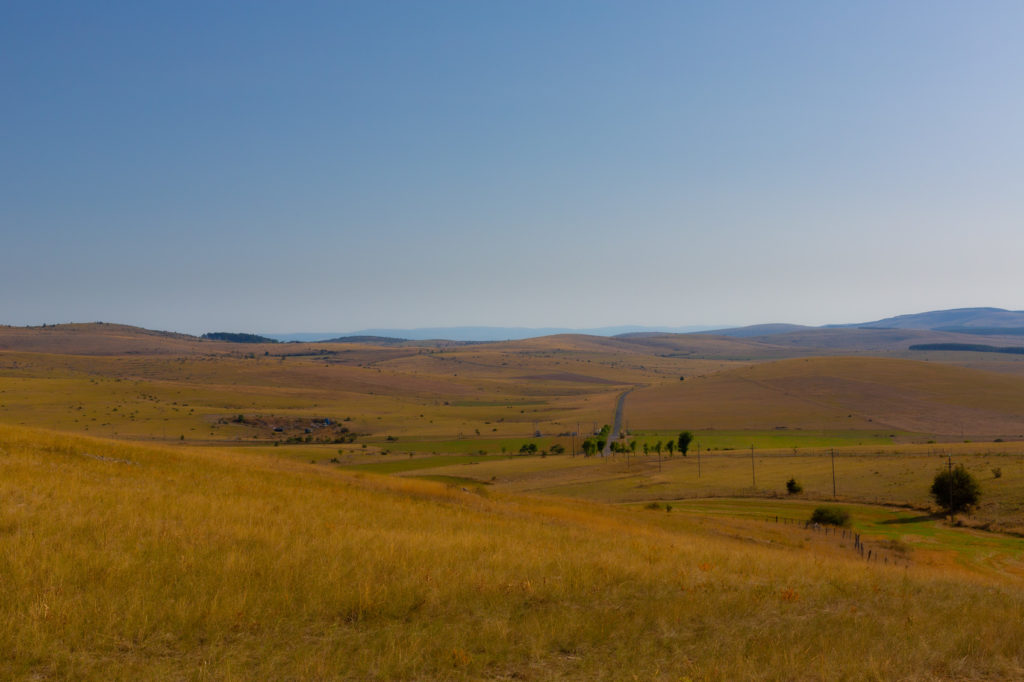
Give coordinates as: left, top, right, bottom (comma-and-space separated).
3, 1, 1023, 335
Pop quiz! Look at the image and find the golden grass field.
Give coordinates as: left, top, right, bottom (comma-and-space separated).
3, 324, 1024, 679
4, 424, 1024, 680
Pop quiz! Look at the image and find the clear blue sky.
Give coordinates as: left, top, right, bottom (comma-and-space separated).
3, 1, 1023, 334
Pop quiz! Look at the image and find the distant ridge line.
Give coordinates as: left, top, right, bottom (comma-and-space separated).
320, 335, 409, 344
269, 325, 719, 343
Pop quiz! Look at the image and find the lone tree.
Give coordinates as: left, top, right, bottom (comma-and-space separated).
930, 464, 980, 514
677, 431, 693, 456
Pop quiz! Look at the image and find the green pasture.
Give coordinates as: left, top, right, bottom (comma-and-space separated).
447, 399, 547, 407
428, 447, 1024, 535
660, 498, 1024, 575
366, 436, 572, 455
344, 453, 516, 474
413, 474, 493, 489
630, 429, 921, 451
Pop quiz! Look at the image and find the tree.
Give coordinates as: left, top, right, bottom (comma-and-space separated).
654, 441, 662, 455
643, 442, 649, 456
582, 439, 596, 457
629, 440, 637, 457
786, 477, 802, 494
677, 431, 693, 456
930, 464, 980, 514
666, 440, 675, 456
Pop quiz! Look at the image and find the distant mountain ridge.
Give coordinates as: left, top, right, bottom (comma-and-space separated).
835, 307, 1024, 335
269, 325, 718, 343
692, 323, 813, 338
267, 309, 1024, 343
319, 335, 409, 345
831, 307, 1024, 329
706, 308, 1024, 339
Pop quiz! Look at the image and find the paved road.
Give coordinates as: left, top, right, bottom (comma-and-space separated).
602, 389, 632, 456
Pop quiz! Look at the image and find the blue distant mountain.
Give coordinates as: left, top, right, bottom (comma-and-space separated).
831, 307, 1024, 334
264, 308, 1024, 343
706, 307, 1024, 338
267, 325, 719, 343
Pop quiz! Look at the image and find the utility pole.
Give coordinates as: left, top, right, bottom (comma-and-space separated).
948, 453, 954, 517
750, 444, 756, 488
831, 448, 836, 498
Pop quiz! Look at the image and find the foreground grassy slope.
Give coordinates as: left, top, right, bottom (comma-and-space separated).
3, 424, 1024, 680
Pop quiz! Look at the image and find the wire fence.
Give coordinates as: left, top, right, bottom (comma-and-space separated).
768, 515, 910, 567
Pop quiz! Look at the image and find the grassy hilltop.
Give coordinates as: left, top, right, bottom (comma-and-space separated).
3, 323, 1024, 678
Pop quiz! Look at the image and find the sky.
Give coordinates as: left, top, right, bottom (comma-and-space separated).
3, 1, 1023, 335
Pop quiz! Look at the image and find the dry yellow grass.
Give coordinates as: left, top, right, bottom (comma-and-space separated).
3, 423, 1024, 680
0, 339, 660, 442
628, 356, 1024, 438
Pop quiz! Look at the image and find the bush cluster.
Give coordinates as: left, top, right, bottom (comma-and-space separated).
810, 506, 850, 527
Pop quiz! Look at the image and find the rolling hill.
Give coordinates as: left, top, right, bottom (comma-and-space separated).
626, 356, 1024, 439
845, 307, 1024, 332
0, 323, 210, 355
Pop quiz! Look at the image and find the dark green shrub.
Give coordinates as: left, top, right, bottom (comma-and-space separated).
785, 477, 802, 494
810, 506, 850, 527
